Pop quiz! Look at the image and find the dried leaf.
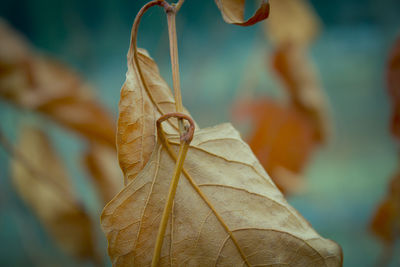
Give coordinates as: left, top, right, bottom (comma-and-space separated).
233, 98, 316, 194
371, 169, 400, 244
215, 0, 270, 26
387, 36, 400, 139
271, 44, 330, 143
102, 123, 342, 266
117, 47, 196, 185
11, 126, 99, 262
266, 0, 321, 46
83, 143, 124, 204
0, 19, 116, 147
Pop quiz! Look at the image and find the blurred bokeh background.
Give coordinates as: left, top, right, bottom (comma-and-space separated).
1, 0, 400, 266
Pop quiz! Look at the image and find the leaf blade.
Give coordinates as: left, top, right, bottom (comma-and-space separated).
102, 123, 342, 266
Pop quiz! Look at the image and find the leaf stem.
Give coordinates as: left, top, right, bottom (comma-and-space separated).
152, 113, 194, 267
157, 126, 251, 267
163, 3, 185, 133
151, 142, 189, 267
174, 0, 185, 12
166, 11, 183, 114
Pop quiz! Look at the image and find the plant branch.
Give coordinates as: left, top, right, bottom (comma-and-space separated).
152, 113, 194, 267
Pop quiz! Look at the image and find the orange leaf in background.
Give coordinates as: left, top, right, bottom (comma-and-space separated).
232, 0, 330, 194
387, 36, 400, 140
370, 34, 400, 263
83, 143, 124, 204
371, 168, 400, 244
265, 0, 330, 144
233, 98, 316, 194
11, 125, 100, 263
0, 19, 116, 147
272, 43, 331, 143
215, 0, 270, 26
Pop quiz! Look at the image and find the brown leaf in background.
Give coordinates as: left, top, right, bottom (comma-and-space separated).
83, 143, 124, 204
266, 0, 321, 46
231, 0, 329, 194
387, 36, 400, 139
265, 0, 330, 144
215, 0, 270, 26
102, 123, 342, 266
370, 34, 400, 260
11, 126, 99, 262
272, 44, 330, 143
233, 98, 316, 194
0, 19, 116, 147
371, 169, 400, 244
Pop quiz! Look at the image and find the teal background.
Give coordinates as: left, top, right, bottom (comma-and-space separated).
1, 0, 400, 266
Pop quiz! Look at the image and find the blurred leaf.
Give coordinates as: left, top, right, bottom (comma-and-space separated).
0, 19, 116, 147
102, 123, 342, 266
11, 125, 100, 263
83, 143, 124, 204
233, 98, 316, 194
387, 36, 400, 139
215, 0, 270, 26
370, 35, 400, 261
266, 0, 321, 46
232, 0, 330, 195
371, 168, 400, 244
271, 44, 331, 143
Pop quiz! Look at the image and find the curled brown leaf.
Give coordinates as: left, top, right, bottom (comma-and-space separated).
215, 0, 270, 26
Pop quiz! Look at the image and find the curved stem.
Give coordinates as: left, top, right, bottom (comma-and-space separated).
127, 0, 182, 132
128, 0, 163, 60
152, 113, 194, 267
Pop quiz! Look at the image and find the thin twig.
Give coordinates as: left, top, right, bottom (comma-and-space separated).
163, 1, 185, 133
151, 113, 194, 267
174, 0, 185, 12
